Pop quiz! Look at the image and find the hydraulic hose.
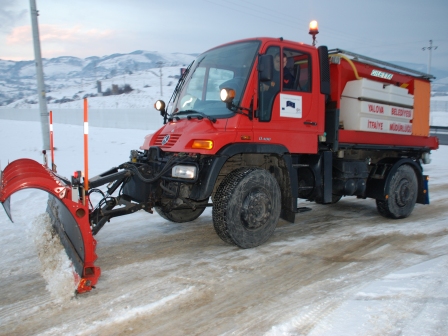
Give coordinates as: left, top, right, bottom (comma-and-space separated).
331, 54, 362, 80
122, 155, 189, 183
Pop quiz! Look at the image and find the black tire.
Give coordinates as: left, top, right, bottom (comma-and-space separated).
315, 194, 342, 204
376, 164, 418, 219
155, 201, 207, 223
212, 167, 281, 248
331, 194, 342, 204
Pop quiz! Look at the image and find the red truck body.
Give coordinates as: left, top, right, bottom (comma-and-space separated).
145, 38, 437, 156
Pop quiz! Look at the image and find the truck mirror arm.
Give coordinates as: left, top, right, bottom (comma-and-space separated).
226, 96, 253, 121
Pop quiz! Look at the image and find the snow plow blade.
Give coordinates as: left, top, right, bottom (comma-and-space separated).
0, 158, 100, 294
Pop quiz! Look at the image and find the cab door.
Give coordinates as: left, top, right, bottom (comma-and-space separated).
253, 43, 325, 154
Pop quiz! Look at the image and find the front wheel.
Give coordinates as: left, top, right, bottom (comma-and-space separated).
212, 167, 281, 248
376, 164, 418, 219
155, 200, 207, 223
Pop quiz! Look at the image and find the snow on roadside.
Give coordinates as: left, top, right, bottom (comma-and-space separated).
266, 255, 448, 336
71, 286, 195, 336
318, 254, 448, 336
29, 213, 79, 302
39, 286, 195, 336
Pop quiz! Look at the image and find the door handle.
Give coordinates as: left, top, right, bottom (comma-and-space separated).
304, 121, 317, 126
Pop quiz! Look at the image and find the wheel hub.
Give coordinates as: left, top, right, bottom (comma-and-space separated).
241, 190, 272, 230
396, 179, 411, 207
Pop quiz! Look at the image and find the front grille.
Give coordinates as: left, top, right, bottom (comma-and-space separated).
155, 134, 181, 148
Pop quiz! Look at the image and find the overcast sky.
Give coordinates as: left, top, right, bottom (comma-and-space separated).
1, 0, 447, 73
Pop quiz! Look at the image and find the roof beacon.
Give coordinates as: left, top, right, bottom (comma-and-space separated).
309, 20, 319, 46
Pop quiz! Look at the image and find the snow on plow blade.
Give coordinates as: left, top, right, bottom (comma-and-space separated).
0, 158, 100, 294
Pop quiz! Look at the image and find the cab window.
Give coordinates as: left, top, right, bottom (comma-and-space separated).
258, 46, 280, 121
283, 48, 311, 92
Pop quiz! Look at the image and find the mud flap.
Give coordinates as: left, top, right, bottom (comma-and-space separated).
0, 158, 101, 293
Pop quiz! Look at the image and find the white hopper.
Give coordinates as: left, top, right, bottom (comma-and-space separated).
340, 78, 414, 135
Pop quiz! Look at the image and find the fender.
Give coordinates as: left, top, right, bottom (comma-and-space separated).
365, 158, 426, 203
189, 143, 298, 221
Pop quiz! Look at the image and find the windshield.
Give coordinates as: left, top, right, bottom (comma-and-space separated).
172, 41, 260, 119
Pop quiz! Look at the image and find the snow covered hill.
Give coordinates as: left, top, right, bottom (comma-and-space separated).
0, 50, 197, 106
1, 50, 447, 110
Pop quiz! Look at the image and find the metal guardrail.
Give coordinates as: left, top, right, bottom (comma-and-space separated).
430, 126, 448, 145
430, 101, 448, 112
430, 126, 448, 132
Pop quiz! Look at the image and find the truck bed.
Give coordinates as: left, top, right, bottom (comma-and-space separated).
338, 130, 439, 150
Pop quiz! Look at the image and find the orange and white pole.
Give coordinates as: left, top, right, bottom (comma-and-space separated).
49, 110, 56, 172
83, 98, 89, 192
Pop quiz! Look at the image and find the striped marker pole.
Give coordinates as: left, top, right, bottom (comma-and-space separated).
49, 110, 56, 172
82, 98, 89, 206
83, 98, 89, 192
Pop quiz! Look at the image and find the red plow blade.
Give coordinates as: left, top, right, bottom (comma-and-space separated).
0, 158, 100, 293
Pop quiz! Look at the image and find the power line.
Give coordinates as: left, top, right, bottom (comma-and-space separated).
201, 0, 447, 57
203, 0, 378, 48
202, 0, 304, 31
240, 0, 378, 46
422, 40, 438, 74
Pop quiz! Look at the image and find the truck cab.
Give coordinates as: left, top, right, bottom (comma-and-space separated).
147, 38, 327, 154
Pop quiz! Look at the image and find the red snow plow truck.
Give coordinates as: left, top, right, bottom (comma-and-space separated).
0, 30, 439, 293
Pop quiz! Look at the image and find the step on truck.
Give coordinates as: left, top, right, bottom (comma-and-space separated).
0, 23, 439, 293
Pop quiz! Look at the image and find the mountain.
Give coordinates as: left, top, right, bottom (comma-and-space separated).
0, 51, 197, 106
1, 51, 447, 108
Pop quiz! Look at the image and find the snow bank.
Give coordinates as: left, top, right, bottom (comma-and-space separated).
29, 213, 79, 302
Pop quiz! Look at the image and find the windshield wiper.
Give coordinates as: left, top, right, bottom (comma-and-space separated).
175, 110, 217, 123
167, 61, 194, 106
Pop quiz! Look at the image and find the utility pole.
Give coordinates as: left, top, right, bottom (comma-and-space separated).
29, 0, 50, 154
422, 40, 438, 75
157, 61, 164, 96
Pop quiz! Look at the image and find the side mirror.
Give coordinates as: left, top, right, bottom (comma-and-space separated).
318, 46, 331, 96
258, 54, 273, 82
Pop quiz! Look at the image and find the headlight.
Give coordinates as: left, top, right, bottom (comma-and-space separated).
172, 165, 197, 179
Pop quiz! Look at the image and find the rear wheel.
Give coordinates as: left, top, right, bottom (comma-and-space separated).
331, 194, 342, 204
376, 164, 418, 219
212, 167, 281, 248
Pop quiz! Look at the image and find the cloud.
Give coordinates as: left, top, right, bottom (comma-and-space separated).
0, 0, 27, 33
6, 24, 115, 45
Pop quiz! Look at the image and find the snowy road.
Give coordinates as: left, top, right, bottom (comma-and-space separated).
0, 121, 447, 335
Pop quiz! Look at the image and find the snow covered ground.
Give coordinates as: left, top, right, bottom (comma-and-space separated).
431, 96, 448, 126
0, 119, 447, 335
5, 65, 183, 110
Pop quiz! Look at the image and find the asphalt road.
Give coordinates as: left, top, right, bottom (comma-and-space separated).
1, 122, 448, 335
